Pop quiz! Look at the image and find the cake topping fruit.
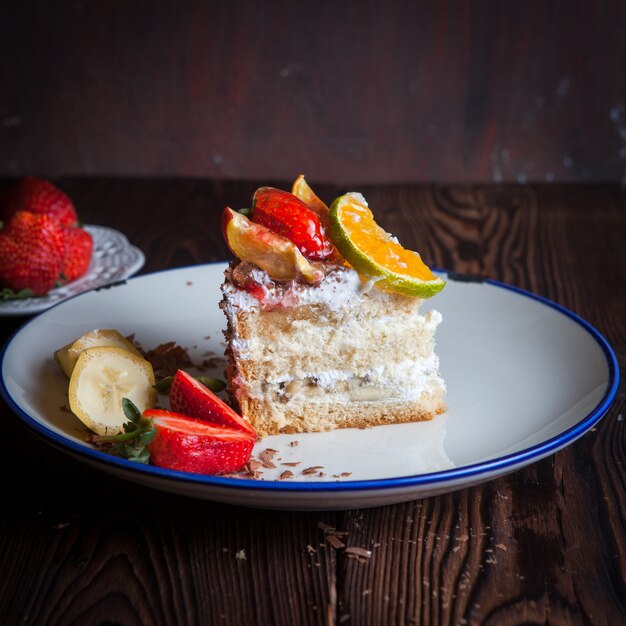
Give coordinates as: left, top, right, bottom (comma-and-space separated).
0, 211, 65, 296
91, 400, 255, 474
55, 328, 143, 378
169, 369, 257, 436
2, 176, 78, 227
251, 187, 334, 260
328, 193, 445, 298
291, 174, 329, 220
222, 207, 323, 283
68, 345, 157, 436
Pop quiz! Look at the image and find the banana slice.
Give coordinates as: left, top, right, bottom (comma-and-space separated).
69, 346, 156, 436
55, 329, 143, 378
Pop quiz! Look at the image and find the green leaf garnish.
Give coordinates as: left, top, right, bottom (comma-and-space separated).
196, 376, 227, 392
140, 426, 157, 445
153, 373, 226, 394
91, 398, 155, 464
153, 376, 173, 393
238, 208, 251, 217
0, 287, 34, 301
122, 398, 142, 424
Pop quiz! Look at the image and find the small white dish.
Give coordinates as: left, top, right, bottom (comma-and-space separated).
0, 225, 145, 316
0, 263, 618, 510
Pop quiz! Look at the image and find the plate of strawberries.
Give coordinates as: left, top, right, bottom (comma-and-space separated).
0, 177, 144, 316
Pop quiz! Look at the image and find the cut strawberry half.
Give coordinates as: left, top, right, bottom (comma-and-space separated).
145, 409, 255, 475
222, 207, 323, 283
169, 369, 257, 437
251, 187, 334, 260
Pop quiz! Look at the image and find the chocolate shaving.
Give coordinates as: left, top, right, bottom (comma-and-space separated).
317, 521, 335, 532
306, 544, 317, 554
142, 341, 193, 378
247, 460, 262, 471
202, 357, 225, 368
341, 472, 352, 477
261, 461, 277, 470
302, 466, 324, 475
289, 440, 299, 447
325, 535, 346, 549
279, 470, 294, 480
281, 462, 301, 467
259, 448, 278, 463
345, 547, 372, 559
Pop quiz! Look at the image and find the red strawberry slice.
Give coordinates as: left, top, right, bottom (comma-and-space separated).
170, 370, 257, 437
2, 177, 78, 227
251, 187, 334, 260
61, 226, 93, 282
144, 409, 255, 474
0, 211, 65, 295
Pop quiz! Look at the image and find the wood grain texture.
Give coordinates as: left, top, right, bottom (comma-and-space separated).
0, 179, 625, 625
1, 1, 626, 183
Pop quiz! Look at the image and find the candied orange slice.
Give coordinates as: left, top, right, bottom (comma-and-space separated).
328, 193, 445, 298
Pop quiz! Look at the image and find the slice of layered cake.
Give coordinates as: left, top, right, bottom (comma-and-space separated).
220, 178, 446, 437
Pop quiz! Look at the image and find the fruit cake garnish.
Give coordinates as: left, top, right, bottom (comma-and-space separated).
220, 175, 447, 437
55, 330, 257, 475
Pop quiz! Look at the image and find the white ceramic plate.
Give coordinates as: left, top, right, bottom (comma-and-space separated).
0, 225, 145, 316
0, 264, 618, 510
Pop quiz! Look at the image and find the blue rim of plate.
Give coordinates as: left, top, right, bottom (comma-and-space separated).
0, 264, 620, 493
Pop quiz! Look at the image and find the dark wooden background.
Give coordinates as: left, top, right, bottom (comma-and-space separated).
2, 0, 626, 184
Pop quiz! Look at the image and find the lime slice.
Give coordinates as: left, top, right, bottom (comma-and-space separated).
69, 346, 156, 436
328, 193, 445, 298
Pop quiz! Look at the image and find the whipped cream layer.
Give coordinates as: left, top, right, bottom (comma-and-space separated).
222, 262, 387, 312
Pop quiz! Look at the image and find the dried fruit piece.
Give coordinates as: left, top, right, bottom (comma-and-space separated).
222, 207, 322, 283
291, 174, 329, 220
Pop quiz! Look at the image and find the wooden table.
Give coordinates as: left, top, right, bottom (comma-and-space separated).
0, 180, 624, 625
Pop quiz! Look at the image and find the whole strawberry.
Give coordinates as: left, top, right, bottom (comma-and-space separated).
2, 177, 77, 227
61, 226, 93, 282
0, 211, 65, 295
251, 187, 334, 260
